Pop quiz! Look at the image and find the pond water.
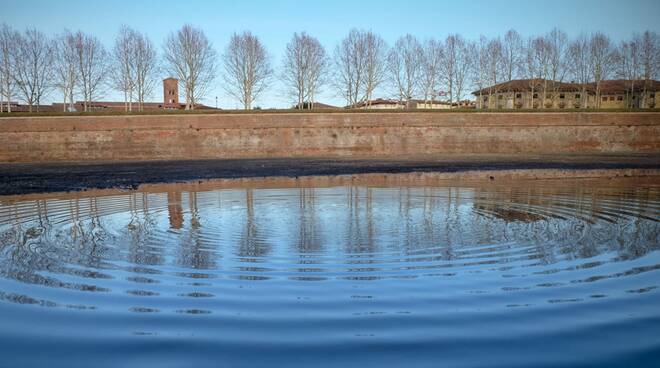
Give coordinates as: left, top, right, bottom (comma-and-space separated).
0, 176, 659, 367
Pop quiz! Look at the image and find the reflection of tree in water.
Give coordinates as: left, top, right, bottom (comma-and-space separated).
236, 189, 271, 261
342, 186, 380, 280
126, 193, 163, 267
0, 197, 112, 291
290, 188, 325, 280
294, 187, 321, 254
0, 182, 657, 291
344, 186, 371, 253
175, 191, 217, 270
394, 187, 457, 263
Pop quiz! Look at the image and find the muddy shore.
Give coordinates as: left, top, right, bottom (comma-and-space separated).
0, 154, 658, 196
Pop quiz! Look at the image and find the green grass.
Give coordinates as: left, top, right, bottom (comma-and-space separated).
1, 107, 658, 117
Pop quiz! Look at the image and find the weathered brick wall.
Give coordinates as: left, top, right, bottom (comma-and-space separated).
0, 112, 658, 162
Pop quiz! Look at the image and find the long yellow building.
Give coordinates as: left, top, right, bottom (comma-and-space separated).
472, 79, 660, 109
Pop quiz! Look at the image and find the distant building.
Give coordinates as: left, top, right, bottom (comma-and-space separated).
292, 101, 339, 110
163, 77, 180, 109
347, 98, 454, 110
598, 80, 659, 109
472, 78, 660, 109
348, 98, 404, 109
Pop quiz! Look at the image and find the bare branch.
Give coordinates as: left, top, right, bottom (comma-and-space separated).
12, 28, 54, 112
222, 31, 272, 110
387, 34, 423, 101
163, 24, 217, 110
282, 32, 328, 109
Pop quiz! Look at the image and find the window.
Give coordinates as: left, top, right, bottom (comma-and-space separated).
533, 93, 538, 98
483, 96, 488, 102
498, 95, 503, 100
609, 96, 615, 101
559, 94, 565, 99
651, 93, 656, 98
575, 93, 581, 99
617, 96, 623, 101
602, 97, 608, 102
516, 93, 522, 98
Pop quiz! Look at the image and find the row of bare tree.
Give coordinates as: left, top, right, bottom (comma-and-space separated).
0, 24, 157, 112
0, 24, 658, 112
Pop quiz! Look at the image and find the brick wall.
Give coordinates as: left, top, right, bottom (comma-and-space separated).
0, 112, 658, 163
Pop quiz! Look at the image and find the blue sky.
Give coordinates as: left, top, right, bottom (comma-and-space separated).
2, 0, 659, 108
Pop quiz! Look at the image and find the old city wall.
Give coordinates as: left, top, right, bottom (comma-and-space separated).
0, 112, 658, 162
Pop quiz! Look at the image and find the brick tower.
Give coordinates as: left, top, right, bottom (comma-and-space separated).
163, 78, 179, 109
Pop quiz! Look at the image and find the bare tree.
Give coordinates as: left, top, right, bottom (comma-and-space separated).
333, 29, 365, 106
636, 31, 659, 107
528, 36, 552, 108
12, 29, 54, 112
589, 32, 615, 108
485, 37, 504, 97
420, 38, 443, 103
222, 31, 272, 110
53, 30, 78, 112
442, 34, 472, 106
546, 28, 569, 105
568, 34, 591, 108
441, 35, 458, 106
109, 26, 157, 112
471, 35, 490, 108
282, 32, 328, 109
362, 31, 387, 105
74, 31, 109, 112
387, 34, 423, 102
455, 40, 475, 104
334, 29, 387, 107
112, 26, 136, 111
502, 29, 523, 82
523, 37, 545, 109
133, 30, 158, 111
163, 24, 217, 110
615, 39, 642, 108
0, 24, 16, 113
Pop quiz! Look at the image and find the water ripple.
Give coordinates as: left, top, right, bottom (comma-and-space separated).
0, 177, 659, 367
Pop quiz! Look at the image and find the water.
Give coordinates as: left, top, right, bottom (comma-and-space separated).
0, 176, 659, 368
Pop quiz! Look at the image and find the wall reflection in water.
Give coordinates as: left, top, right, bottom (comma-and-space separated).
0, 179, 658, 305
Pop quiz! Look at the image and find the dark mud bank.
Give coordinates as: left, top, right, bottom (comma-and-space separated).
1, 155, 659, 196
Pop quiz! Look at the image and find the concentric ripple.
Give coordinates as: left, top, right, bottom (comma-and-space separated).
0, 177, 659, 368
